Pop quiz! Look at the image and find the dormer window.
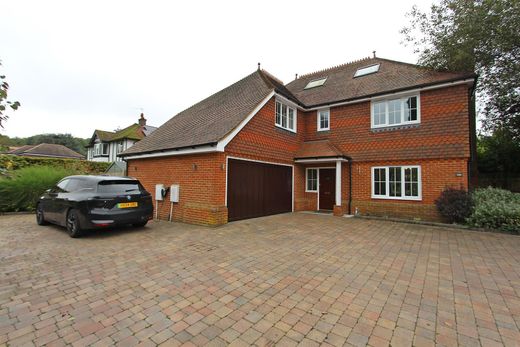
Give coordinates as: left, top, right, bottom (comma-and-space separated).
354, 64, 380, 77
304, 78, 327, 89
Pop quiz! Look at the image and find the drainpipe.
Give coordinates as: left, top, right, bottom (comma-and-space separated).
348, 160, 352, 215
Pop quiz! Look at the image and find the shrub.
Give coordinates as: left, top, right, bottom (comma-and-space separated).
0, 166, 76, 212
435, 187, 473, 223
0, 154, 110, 175
467, 187, 520, 232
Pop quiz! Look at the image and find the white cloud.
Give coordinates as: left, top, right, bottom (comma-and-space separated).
0, 0, 431, 138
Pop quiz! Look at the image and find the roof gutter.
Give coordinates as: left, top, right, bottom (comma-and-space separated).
119, 142, 219, 160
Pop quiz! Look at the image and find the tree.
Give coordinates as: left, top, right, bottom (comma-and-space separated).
477, 127, 520, 188
401, 0, 520, 139
0, 60, 20, 127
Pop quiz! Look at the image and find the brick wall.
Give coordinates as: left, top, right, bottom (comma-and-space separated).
350, 158, 468, 221
303, 85, 471, 162
127, 84, 473, 225
127, 152, 227, 226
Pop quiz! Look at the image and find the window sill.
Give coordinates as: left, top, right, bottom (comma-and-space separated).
305, 190, 318, 193
371, 123, 420, 133
274, 125, 297, 134
371, 196, 422, 201
317, 128, 330, 132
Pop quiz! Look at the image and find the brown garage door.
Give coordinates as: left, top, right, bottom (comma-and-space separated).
227, 158, 292, 222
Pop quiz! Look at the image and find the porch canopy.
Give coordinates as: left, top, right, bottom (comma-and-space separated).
294, 140, 350, 208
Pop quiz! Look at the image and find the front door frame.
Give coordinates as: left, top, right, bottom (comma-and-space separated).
307, 166, 335, 210
318, 168, 336, 210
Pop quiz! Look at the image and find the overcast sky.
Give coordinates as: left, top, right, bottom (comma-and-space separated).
0, 0, 432, 138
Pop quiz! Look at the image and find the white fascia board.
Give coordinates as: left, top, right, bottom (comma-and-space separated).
217, 91, 276, 151
295, 157, 349, 163
303, 78, 475, 111
122, 145, 219, 160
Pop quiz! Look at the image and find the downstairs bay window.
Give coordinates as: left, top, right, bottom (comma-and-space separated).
371, 166, 421, 200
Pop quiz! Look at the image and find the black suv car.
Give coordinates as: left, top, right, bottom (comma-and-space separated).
36, 175, 153, 237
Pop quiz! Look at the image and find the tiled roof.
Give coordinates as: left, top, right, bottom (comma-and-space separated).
8, 143, 84, 159
120, 57, 475, 157
285, 57, 475, 107
88, 122, 157, 147
295, 140, 347, 159
121, 70, 277, 156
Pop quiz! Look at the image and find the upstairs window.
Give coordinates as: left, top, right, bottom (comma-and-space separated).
94, 143, 109, 156
275, 100, 297, 132
371, 95, 420, 128
317, 109, 330, 131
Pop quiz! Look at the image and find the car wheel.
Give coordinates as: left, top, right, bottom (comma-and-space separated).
66, 209, 82, 238
36, 204, 48, 225
132, 221, 148, 228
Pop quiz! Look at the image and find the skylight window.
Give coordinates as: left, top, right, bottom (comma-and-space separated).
354, 64, 380, 77
304, 77, 327, 89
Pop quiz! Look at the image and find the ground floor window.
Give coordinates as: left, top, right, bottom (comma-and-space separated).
372, 166, 421, 200
306, 168, 318, 192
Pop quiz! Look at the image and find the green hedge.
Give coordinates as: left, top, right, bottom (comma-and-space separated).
466, 187, 520, 232
0, 166, 78, 212
0, 154, 110, 176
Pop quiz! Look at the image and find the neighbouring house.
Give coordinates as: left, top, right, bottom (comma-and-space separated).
86, 113, 157, 175
120, 57, 477, 226
7, 143, 84, 159
86, 113, 157, 163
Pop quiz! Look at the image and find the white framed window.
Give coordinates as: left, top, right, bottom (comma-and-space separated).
275, 100, 297, 133
371, 95, 420, 128
317, 109, 330, 131
117, 141, 124, 154
306, 168, 318, 192
304, 78, 327, 89
354, 64, 380, 77
371, 166, 421, 200
94, 143, 109, 156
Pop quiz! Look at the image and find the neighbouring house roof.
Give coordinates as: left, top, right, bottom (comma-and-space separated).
294, 140, 348, 160
121, 69, 284, 156
7, 143, 84, 159
285, 57, 475, 107
120, 58, 475, 157
87, 115, 157, 147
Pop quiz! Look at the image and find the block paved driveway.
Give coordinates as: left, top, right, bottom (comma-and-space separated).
2, 214, 520, 347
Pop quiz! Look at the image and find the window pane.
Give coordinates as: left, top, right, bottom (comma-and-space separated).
404, 167, 419, 197
275, 102, 281, 125
281, 104, 287, 128
288, 108, 294, 129
307, 169, 317, 191
373, 102, 385, 125
389, 167, 402, 197
405, 96, 418, 122
388, 100, 401, 125
374, 168, 386, 195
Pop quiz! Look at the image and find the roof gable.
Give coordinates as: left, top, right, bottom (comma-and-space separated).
121, 70, 276, 156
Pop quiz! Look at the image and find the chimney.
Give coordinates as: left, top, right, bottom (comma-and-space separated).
138, 113, 147, 126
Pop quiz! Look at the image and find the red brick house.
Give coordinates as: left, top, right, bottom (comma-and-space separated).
120, 57, 477, 225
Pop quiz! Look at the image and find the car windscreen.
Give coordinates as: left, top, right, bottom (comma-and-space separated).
97, 180, 143, 194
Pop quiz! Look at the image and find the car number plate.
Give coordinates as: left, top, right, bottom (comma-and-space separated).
117, 202, 138, 208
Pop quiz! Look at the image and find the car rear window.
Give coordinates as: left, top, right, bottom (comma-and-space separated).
97, 180, 143, 194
